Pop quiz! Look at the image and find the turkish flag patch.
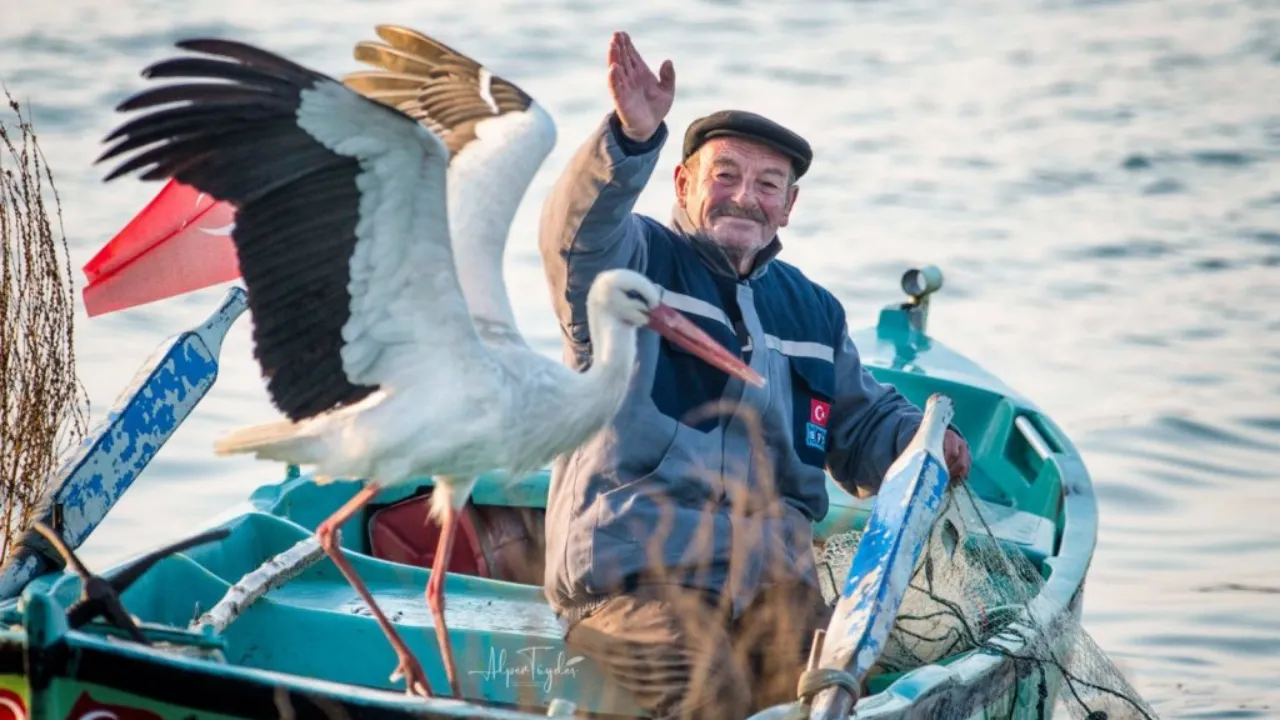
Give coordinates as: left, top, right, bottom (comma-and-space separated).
810, 399, 830, 428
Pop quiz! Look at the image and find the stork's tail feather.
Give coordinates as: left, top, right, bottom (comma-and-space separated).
213, 420, 320, 463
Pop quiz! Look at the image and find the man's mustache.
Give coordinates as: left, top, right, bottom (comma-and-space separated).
709, 202, 766, 224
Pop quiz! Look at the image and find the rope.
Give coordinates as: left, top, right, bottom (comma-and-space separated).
796, 667, 860, 702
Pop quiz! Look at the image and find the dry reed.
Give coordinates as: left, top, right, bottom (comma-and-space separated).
0, 89, 89, 566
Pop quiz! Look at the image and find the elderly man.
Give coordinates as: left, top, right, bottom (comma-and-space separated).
538, 31, 971, 719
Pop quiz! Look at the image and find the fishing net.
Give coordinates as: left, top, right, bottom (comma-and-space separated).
0, 91, 89, 566
814, 486, 1160, 720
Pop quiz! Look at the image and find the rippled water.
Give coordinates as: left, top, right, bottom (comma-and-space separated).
3, 0, 1278, 716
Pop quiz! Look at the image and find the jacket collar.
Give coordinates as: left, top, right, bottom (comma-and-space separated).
669, 203, 782, 281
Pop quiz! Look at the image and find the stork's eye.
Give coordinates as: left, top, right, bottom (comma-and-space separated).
623, 289, 650, 307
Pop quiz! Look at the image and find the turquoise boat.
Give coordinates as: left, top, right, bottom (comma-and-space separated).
0, 266, 1097, 719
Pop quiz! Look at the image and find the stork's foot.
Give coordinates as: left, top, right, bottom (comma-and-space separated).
390, 651, 432, 698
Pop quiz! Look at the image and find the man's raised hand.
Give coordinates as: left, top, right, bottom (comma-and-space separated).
607, 31, 675, 143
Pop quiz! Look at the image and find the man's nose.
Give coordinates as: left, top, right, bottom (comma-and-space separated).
730, 180, 758, 205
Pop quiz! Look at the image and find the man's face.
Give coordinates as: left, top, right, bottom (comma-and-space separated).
675, 137, 799, 272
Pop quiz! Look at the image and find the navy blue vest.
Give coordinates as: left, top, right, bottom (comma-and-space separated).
638, 217, 844, 474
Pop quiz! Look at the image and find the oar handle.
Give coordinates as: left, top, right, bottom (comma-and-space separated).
914, 393, 955, 456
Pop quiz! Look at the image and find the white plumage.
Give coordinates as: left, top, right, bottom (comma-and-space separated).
98, 28, 761, 700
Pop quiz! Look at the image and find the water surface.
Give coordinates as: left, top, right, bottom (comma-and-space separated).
2, 0, 1277, 715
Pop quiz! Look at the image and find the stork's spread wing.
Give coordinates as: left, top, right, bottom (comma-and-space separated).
343, 25, 557, 347
98, 39, 488, 422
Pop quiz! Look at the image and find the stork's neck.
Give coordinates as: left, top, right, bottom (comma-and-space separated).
576, 305, 638, 422
499, 304, 638, 480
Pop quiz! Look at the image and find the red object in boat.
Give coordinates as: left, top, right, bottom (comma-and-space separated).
66, 690, 162, 720
0, 689, 26, 720
368, 495, 492, 578
82, 180, 241, 317
367, 491, 547, 585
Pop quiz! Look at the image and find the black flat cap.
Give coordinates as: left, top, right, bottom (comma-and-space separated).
683, 110, 813, 178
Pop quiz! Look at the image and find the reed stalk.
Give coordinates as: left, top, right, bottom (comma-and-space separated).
0, 89, 89, 566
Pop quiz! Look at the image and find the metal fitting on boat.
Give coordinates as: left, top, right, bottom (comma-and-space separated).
901, 265, 944, 302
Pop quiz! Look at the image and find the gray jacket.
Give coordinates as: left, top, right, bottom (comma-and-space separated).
538, 113, 925, 623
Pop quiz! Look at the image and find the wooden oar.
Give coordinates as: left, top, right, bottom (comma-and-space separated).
803, 393, 955, 718
0, 287, 249, 600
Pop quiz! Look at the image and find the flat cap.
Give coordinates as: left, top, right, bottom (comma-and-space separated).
683, 110, 813, 178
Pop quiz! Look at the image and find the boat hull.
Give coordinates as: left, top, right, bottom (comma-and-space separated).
0, 578, 1084, 720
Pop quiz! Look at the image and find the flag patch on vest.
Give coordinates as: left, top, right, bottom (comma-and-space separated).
810, 399, 830, 428
805, 422, 827, 450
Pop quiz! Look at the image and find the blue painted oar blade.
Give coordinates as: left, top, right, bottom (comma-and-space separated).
818, 393, 954, 684
0, 287, 249, 600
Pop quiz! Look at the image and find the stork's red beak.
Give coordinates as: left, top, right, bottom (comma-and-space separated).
647, 304, 766, 388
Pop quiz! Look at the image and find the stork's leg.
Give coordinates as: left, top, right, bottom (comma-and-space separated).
426, 504, 462, 697
316, 484, 432, 698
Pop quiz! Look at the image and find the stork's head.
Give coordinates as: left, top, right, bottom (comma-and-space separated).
589, 270, 765, 388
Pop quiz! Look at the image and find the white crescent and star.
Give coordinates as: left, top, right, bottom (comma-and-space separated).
813, 402, 829, 425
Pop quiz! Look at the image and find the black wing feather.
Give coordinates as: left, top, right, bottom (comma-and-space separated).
115, 84, 284, 113
98, 38, 406, 421
104, 102, 277, 147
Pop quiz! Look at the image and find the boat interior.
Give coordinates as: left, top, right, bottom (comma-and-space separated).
9, 349, 1080, 717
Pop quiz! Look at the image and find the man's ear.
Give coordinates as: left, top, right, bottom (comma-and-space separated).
674, 163, 691, 209
779, 185, 799, 227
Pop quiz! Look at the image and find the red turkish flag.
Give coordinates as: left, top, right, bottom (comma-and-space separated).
82, 179, 241, 317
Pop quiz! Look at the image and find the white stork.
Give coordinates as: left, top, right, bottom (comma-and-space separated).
97, 33, 763, 699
